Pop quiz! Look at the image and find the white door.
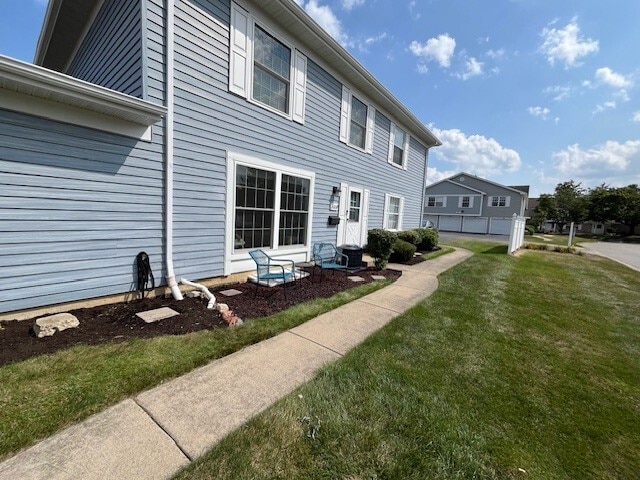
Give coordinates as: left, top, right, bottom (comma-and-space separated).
439, 216, 462, 232
462, 217, 488, 234
344, 186, 364, 245
489, 218, 512, 235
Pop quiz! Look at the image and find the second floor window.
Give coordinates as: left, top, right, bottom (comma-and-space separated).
491, 196, 509, 207
461, 196, 471, 208
427, 196, 446, 207
349, 96, 368, 149
253, 26, 291, 114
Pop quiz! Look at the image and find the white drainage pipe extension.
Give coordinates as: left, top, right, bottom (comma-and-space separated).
165, 0, 183, 300
181, 279, 217, 309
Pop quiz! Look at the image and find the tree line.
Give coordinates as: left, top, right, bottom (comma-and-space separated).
532, 181, 640, 235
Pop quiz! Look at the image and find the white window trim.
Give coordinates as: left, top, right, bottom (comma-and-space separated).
339, 85, 375, 154
224, 151, 315, 275
387, 122, 410, 170
383, 193, 404, 231
229, 1, 307, 124
490, 195, 511, 207
427, 195, 447, 208
458, 196, 474, 208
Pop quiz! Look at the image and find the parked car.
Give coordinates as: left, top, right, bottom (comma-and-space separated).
421, 220, 436, 230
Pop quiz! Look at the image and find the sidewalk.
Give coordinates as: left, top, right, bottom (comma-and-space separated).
0, 248, 472, 480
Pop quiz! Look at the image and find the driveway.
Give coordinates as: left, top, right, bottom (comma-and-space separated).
438, 231, 510, 245
581, 242, 640, 272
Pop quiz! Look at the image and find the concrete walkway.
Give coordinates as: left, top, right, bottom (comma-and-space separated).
0, 248, 472, 480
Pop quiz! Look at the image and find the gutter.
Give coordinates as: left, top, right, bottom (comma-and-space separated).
164, 0, 183, 301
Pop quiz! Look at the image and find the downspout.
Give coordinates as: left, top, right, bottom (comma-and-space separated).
165, 0, 183, 300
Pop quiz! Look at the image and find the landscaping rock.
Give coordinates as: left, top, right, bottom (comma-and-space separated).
216, 303, 230, 313
33, 313, 80, 338
186, 291, 202, 298
136, 307, 180, 323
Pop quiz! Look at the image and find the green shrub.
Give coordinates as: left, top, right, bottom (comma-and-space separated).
525, 225, 535, 236
415, 228, 439, 251
367, 229, 397, 270
390, 239, 417, 263
397, 230, 420, 246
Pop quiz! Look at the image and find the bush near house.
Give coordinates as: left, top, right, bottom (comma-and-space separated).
390, 239, 417, 263
525, 225, 535, 235
415, 228, 439, 251
397, 230, 420, 246
367, 229, 397, 270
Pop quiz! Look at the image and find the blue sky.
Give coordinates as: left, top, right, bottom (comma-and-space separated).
1, 0, 639, 196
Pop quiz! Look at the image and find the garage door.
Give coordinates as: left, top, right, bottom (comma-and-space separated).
488, 218, 512, 235
438, 216, 462, 232
462, 217, 488, 234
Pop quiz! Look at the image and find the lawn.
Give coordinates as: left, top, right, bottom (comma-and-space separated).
527, 233, 596, 247
0, 279, 394, 460
174, 242, 640, 479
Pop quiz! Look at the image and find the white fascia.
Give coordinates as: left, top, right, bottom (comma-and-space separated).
0, 55, 165, 141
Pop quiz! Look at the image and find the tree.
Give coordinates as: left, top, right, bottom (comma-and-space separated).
616, 185, 640, 235
532, 194, 557, 231
588, 184, 640, 235
554, 181, 588, 234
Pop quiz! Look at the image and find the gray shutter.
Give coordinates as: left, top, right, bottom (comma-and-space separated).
229, 3, 249, 97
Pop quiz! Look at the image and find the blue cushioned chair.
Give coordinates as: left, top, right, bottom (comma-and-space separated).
249, 249, 297, 299
312, 243, 349, 283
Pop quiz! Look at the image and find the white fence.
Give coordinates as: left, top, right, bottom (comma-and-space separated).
508, 214, 526, 254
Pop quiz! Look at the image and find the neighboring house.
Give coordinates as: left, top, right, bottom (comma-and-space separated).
0, 0, 440, 316
423, 173, 529, 234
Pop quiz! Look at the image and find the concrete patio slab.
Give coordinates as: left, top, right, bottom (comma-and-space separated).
136, 331, 340, 459
0, 400, 189, 480
135, 307, 180, 323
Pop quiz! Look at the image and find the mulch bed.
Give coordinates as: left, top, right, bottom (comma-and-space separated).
0, 267, 400, 366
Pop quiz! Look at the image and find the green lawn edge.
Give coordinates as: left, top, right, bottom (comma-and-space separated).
0, 278, 394, 460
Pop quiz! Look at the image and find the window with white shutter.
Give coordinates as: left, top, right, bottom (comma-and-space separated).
339, 85, 375, 153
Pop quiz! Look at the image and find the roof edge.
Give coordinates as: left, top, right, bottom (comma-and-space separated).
34, 0, 62, 66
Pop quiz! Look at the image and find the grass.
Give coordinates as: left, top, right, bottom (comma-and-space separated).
0, 279, 393, 460
420, 246, 455, 260
173, 242, 640, 480
527, 233, 596, 247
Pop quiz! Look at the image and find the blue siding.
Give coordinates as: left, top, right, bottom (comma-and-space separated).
165, 0, 429, 279
0, 109, 164, 314
67, 0, 144, 98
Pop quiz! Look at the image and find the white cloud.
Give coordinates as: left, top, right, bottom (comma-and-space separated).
458, 57, 484, 80
430, 127, 521, 176
486, 48, 505, 59
409, 34, 456, 68
633, 112, 640, 122
554, 117, 560, 125
539, 18, 599, 68
417, 63, 429, 75
554, 141, 640, 176
341, 0, 365, 11
425, 167, 457, 185
408, 1, 421, 20
528, 106, 550, 119
613, 89, 630, 102
595, 67, 633, 89
298, 1, 349, 46
592, 101, 616, 115
543, 84, 573, 101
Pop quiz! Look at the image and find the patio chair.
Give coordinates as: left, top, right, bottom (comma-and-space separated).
248, 249, 297, 300
312, 243, 349, 283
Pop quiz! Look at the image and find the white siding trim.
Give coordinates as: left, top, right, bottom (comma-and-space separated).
387, 121, 396, 164
398, 196, 405, 230
336, 182, 349, 244
360, 189, 370, 245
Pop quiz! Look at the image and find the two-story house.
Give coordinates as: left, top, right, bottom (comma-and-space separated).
0, 0, 440, 316
423, 173, 528, 234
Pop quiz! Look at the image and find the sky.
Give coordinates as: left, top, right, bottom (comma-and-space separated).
1, 0, 639, 197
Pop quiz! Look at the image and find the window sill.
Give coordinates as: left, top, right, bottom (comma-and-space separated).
387, 160, 406, 170
246, 96, 294, 122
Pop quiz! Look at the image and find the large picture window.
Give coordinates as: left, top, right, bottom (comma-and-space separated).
232, 159, 312, 253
